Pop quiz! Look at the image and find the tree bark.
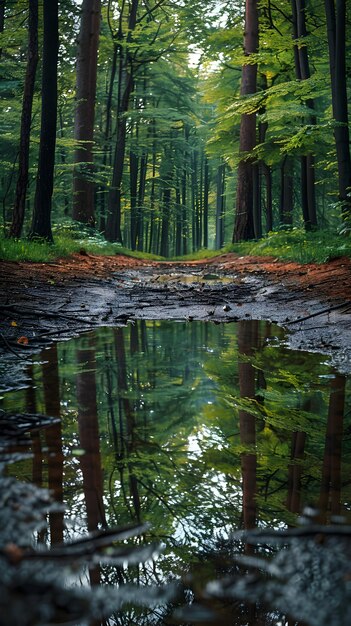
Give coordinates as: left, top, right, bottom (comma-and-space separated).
9, 0, 38, 238
280, 156, 293, 225
233, 0, 259, 242
215, 161, 225, 249
325, 0, 351, 218
106, 0, 139, 243
72, 0, 101, 225
292, 0, 318, 230
203, 156, 209, 248
29, 0, 59, 241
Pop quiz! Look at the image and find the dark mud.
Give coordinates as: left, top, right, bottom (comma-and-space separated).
1, 260, 351, 392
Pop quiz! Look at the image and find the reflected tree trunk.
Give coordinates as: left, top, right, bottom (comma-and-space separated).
26, 366, 42, 486
9, 0, 38, 237
237, 321, 258, 538
76, 336, 106, 586
319, 375, 346, 521
42, 345, 64, 545
114, 327, 141, 522
287, 431, 306, 515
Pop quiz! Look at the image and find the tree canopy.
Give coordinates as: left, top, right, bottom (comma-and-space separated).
0, 0, 350, 254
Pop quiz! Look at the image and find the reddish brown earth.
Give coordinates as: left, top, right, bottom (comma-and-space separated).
1, 252, 351, 302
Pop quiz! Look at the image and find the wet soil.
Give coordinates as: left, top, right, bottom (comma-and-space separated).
1, 252, 351, 389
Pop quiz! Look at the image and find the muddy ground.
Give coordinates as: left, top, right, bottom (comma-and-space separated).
1, 252, 351, 390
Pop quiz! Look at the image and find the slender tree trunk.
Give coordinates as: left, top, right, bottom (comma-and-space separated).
9, 0, 38, 238
29, 0, 59, 241
99, 42, 118, 233
106, 0, 139, 243
148, 137, 157, 253
160, 187, 171, 257
175, 184, 182, 256
130, 129, 138, 250
292, 0, 317, 230
325, 0, 351, 217
73, 0, 101, 225
262, 163, 273, 232
233, 0, 258, 242
136, 150, 147, 251
203, 156, 209, 248
215, 162, 225, 249
280, 156, 293, 225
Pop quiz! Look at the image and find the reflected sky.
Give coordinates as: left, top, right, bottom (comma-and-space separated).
2, 320, 351, 623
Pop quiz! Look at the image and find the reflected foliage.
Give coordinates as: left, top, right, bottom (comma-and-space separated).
1, 320, 351, 624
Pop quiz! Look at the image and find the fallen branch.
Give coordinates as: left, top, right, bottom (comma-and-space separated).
0, 303, 96, 325
285, 301, 351, 325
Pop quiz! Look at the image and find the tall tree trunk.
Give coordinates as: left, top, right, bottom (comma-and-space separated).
280, 156, 293, 225
292, 0, 317, 230
73, 0, 101, 225
325, 0, 351, 218
262, 163, 273, 232
175, 184, 182, 256
9, 0, 38, 238
29, 0, 58, 241
203, 156, 209, 248
106, 0, 139, 243
99, 42, 118, 233
233, 0, 259, 242
130, 129, 138, 250
215, 161, 225, 249
136, 149, 147, 251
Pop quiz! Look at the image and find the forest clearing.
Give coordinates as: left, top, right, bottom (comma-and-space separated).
1, 0, 351, 624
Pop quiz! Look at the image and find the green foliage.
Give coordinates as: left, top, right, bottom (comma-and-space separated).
0, 222, 163, 262
227, 228, 351, 263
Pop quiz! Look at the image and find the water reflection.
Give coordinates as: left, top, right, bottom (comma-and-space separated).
2, 319, 351, 625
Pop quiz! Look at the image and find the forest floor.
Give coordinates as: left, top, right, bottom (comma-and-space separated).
1, 252, 351, 389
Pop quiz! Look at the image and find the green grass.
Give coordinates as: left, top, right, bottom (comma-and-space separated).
1, 225, 350, 265
228, 228, 351, 264
0, 222, 163, 262
173, 228, 351, 264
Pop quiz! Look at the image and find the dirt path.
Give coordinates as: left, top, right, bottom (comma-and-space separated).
1, 252, 351, 390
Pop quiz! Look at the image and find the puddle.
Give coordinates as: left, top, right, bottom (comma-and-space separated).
1, 319, 351, 625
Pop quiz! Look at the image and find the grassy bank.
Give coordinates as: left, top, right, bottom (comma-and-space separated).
0, 225, 162, 262
172, 228, 351, 264
1, 226, 350, 265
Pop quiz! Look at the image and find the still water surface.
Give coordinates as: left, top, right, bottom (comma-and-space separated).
2, 319, 351, 624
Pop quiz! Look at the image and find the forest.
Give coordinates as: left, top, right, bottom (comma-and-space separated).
2, 2, 351, 625
0, 0, 350, 258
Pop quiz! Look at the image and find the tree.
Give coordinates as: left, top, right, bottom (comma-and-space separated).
233, 0, 259, 242
324, 0, 351, 219
9, 0, 38, 238
105, 0, 139, 243
72, 0, 101, 225
291, 0, 317, 230
28, 0, 59, 241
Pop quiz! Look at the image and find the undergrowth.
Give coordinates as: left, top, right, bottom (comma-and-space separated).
228, 228, 351, 264
0, 222, 162, 262
1, 225, 350, 264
